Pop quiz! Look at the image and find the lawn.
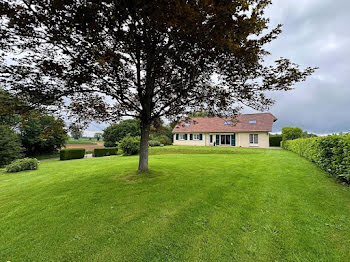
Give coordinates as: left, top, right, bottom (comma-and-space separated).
67, 138, 98, 145
1, 146, 350, 261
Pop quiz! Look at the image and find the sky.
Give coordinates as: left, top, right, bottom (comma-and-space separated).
85, 0, 350, 136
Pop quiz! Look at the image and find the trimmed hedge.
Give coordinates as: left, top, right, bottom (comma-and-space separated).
269, 135, 282, 147
94, 147, 118, 157
60, 148, 85, 160
282, 134, 350, 182
6, 158, 39, 173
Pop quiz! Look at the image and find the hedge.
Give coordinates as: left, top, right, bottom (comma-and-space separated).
282, 134, 350, 182
60, 148, 85, 160
269, 135, 282, 147
94, 147, 118, 157
6, 158, 39, 173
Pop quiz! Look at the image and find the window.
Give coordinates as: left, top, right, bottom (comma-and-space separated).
184, 123, 190, 127
249, 120, 256, 124
180, 134, 186, 140
193, 134, 200, 140
220, 135, 231, 145
224, 121, 232, 125
210, 135, 213, 143
249, 134, 258, 145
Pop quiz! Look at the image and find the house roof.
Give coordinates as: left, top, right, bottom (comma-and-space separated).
172, 113, 277, 133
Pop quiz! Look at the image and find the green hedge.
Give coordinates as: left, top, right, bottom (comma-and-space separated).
60, 148, 85, 160
94, 147, 118, 157
282, 134, 350, 182
6, 158, 39, 173
269, 135, 282, 147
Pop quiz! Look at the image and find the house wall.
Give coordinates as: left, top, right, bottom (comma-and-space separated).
173, 133, 207, 146
236, 132, 270, 148
173, 132, 270, 148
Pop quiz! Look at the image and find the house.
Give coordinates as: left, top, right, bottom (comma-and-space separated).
172, 113, 277, 148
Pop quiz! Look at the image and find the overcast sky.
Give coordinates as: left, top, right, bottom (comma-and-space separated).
85, 0, 350, 136
251, 0, 350, 133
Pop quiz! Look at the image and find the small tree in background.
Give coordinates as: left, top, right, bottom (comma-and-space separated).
71, 130, 83, 140
94, 133, 102, 142
0, 125, 23, 167
282, 127, 303, 141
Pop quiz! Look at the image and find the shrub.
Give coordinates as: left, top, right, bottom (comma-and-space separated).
282, 134, 350, 182
6, 158, 39, 173
0, 125, 23, 167
149, 140, 161, 147
158, 135, 172, 145
119, 135, 140, 156
282, 127, 303, 141
94, 147, 118, 157
60, 148, 85, 160
103, 119, 140, 147
269, 135, 282, 147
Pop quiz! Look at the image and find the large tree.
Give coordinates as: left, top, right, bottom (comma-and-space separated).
0, 1, 315, 171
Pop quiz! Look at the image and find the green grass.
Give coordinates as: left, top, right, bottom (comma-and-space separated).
1, 146, 350, 261
67, 138, 98, 145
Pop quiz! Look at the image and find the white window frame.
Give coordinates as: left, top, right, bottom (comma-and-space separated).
179, 134, 186, 140
193, 133, 200, 140
249, 134, 259, 146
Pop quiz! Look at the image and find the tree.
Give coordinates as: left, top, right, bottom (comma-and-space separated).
302, 131, 317, 138
0, 1, 316, 171
282, 127, 303, 141
94, 133, 102, 142
20, 112, 68, 155
0, 125, 23, 167
71, 130, 83, 140
103, 119, 140, 147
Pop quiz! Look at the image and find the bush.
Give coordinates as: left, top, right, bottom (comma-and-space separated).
269, 135, 282, 147
94, 147, 118, 157
158, 135, 172, 145
0, 125, 23, 167
60, 148, 85, 160
149, 140, 161, 147
103, 119, 140, 147
119, 135, 140, 156
282, 134, 350, 182
6, 158, 39, 173
282, 127, 303, 141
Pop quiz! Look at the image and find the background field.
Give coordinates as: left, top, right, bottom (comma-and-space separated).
1, 146, 350, 261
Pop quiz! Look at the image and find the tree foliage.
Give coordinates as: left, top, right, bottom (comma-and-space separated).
103, 119, 140, 147
94, 132, 102, 141
0, 1, 316, 170
20, 112, 68, 155
0, 125, 23, 167
282, 127, 303, 141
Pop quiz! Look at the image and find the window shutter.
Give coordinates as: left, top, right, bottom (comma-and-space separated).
216, 135, 220, 145
176, 134, 179, 140
199, 134, 203, 140
231, 134, 235, 146
184, 134, 188, 140
190, 134, 193, 140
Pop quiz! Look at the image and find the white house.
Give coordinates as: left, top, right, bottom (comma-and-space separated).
172, 113, 277, 148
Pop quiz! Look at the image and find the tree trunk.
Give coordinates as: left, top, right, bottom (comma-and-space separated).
138, 121, 150, 172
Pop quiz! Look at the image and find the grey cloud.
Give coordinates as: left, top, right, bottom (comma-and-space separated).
244, 0, 350, 133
